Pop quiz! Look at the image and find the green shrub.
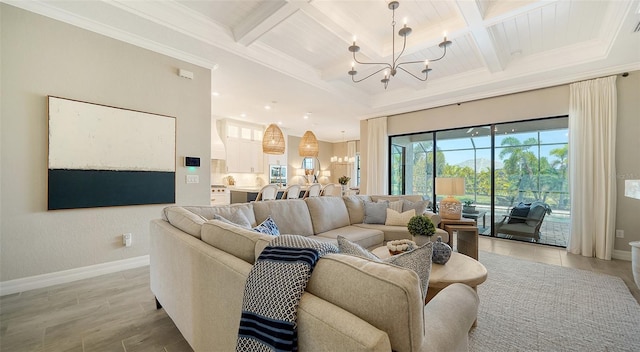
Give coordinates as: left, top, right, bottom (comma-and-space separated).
407, 215, 436, 237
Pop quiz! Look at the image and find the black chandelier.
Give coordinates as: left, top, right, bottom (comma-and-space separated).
348, 1, 451, 89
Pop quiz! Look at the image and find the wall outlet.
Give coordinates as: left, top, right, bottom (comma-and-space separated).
123, 233, 132, 247
615, 229, 624, 238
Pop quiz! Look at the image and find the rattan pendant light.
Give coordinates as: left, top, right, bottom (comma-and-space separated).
262, 124, 285, 155
299, 130, 319, 157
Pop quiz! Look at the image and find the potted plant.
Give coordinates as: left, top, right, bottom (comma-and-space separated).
338, 175, 350, 194
462, 200, 476, 213
407, 215, 436, 246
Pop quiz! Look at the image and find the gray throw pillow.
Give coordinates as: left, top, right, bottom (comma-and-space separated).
402, 200, 428, 215
386, 242, 433, 300
363, 201, 388, 224
337, 235, 381, 261
213, 212, 251, 229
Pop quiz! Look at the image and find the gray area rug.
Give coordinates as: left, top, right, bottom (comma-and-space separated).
469, 252, 640, 352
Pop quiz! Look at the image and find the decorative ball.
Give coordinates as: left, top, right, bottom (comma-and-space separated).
432, 236, 452, 264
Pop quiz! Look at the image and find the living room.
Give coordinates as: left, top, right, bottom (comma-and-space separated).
1, 1, 640, 351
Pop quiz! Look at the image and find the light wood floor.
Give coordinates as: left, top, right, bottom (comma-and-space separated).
1, 237, 638, 352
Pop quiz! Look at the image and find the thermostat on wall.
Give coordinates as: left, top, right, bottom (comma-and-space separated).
185, 157, 200, 167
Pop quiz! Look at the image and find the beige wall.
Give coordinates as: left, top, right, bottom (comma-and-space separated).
360, 72, 639, 253
0, 4, 211, 281
614, 72, 640, 252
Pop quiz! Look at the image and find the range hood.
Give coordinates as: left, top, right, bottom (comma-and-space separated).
211, 118, 226, 160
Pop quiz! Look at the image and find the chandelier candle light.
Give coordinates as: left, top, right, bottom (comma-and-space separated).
348, 1, 451, 89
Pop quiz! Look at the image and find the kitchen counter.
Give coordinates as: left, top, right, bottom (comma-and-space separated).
229, 185, 308, 203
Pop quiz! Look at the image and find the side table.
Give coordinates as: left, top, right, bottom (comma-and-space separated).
444, 224, 479, 260
439, 217, 476, 247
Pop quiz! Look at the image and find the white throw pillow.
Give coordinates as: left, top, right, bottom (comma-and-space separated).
385, 208, 416, 226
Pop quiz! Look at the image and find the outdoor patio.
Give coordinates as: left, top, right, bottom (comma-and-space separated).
475, 208, 570, 248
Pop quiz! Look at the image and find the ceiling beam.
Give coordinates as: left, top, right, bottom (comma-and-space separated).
455, 0, 504, 73
233, 1, 301, 46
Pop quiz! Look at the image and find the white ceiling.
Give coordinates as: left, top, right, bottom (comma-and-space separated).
7, 0, 640, 142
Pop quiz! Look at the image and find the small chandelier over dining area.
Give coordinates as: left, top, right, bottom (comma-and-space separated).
347, 0, 451, 89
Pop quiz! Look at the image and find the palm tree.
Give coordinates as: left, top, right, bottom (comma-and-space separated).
550, 145, 569, 208
498, 137, 538, 203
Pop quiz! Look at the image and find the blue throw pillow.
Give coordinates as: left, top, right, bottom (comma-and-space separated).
252, 216, 280, 236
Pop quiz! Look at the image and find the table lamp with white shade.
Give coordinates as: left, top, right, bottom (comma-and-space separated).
436, 177, 465, 220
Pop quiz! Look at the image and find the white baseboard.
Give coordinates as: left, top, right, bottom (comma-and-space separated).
613, 249, 632, 261
0, 255, 150, 296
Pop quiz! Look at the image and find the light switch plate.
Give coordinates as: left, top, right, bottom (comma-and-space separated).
186, 175, 199, 184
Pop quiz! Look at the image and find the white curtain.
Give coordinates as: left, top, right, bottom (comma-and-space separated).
366, 117, 388, 195
568, 76, 617, 260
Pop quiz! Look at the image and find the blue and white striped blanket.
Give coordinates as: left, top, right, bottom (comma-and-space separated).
236, 235, 338, 352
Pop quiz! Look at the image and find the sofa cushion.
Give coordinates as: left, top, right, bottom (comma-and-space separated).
305, 197, 350, 234
202, 220, 275, 264
385, 208, 415, 226
363, 201, 388, 224
342, 195, 371, 225
163, 206, 207, 239
252, 215, 280, 236
184, 204, 256, 227
252, 199, 314, 236
402, 199, 428, 215
354, 223, 449, 243
371, 195, 424, 203
316, 225, 384, 250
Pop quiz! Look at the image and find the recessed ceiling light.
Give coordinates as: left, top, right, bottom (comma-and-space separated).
240, 113, 246, 118
278, 121, 283, 125
264, 105, 271, 110
211, 92, 220, 97
303, 115, 309, 119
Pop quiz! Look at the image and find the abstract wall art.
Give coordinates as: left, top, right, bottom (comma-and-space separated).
48, 96, 176, 210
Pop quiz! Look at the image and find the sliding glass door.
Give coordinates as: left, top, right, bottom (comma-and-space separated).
389, 116, 570, 247
390, 133, 434, 200
434, 127, 492, 232
493, 118, 569, 246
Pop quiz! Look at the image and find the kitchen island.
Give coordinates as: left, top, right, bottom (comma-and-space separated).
230, 186, 306, 203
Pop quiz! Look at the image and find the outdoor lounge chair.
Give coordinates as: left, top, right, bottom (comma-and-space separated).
494, 201, 552, 242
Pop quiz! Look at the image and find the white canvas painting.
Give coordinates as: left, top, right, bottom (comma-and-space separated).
48, 96, 175, 172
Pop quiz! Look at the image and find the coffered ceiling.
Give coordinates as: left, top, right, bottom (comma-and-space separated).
7, 0, 640, 142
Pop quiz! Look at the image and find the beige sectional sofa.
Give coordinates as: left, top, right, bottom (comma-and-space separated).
150, 195, 479, 351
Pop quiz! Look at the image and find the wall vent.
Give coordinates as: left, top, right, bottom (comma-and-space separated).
634, 21, 640, 33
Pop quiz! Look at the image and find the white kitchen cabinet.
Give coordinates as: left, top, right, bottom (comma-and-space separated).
224, 122, 264, 173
